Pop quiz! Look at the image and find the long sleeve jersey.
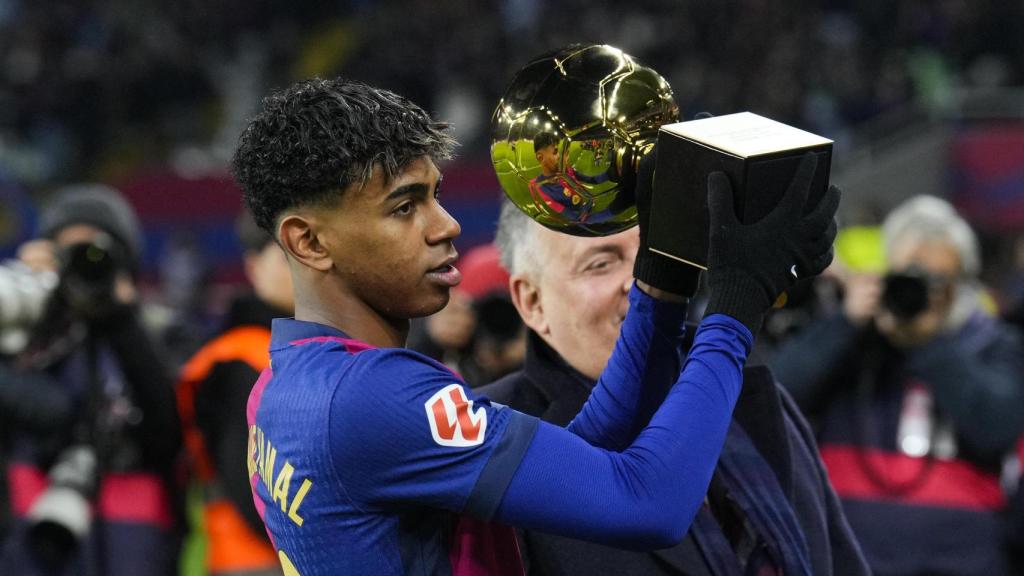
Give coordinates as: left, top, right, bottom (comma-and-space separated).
246, 285, 751, 575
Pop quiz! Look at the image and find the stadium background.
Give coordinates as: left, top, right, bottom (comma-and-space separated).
1, 0, 1023, 310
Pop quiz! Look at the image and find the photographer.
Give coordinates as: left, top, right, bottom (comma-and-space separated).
0, 242, 71, 541
770, 195, 1024, 575
0, 185, 181, 576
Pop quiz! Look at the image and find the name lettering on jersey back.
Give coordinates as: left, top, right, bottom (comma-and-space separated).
248, 424, 313, 527
425, 383, 487, 448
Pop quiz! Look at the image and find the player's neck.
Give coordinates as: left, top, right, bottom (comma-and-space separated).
293, 287, 409, 349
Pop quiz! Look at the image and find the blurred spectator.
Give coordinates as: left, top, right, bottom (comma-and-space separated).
157, 231, 214, 369
770, 195, 1024, 575
176, 211, 290, 576
477, 200, 868, 575
470, 292, 526, 384
0, 185, 181, 576
408, 242, 524, 386
3, 1, 1022, 191
0, 236, 67, 538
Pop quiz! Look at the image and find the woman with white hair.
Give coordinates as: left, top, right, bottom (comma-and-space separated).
769, 194, 1024, 575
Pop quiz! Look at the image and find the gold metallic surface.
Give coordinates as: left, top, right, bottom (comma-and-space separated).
491, 44, 678, 236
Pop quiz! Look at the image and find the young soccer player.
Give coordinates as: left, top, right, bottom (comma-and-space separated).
232, 77, 838, 576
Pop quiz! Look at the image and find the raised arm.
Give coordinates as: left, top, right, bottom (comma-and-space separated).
499, 153, 840, 546
333, 153, 840, 548
567, 151, 839, 451
565, 284, 689, 451
496, 313, 750, 548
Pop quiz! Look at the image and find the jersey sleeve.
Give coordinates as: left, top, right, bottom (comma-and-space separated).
328, 349, 538, 519
567, 284, 688, 451
494, 315, 753, 549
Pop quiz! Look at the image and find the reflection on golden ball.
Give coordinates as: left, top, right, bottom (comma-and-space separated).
491, 44, 678, 236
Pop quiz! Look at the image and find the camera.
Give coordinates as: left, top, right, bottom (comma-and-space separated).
882, 267, 931, 320
57, 234, 129, 318
26, 445, 97, 568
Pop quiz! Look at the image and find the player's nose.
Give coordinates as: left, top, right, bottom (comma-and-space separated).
427, 202, 461, 245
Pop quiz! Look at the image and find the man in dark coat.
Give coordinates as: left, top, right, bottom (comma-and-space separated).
477, 200, 869, 575
770, 196, 1024, 575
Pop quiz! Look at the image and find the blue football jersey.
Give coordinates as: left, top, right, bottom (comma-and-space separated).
246, 286, 754, 575
247, 318, 538, 576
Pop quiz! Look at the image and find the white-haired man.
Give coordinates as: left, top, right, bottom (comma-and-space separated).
479, 199, 869, 576
771, 194, 1024, 575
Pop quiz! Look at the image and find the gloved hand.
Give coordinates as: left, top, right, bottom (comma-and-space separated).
703, 152, 840, 334
633, 146, 702, 297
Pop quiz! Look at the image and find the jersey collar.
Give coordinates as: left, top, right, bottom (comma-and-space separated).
269, 318, 352, 351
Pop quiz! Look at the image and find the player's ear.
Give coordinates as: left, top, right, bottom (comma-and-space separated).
509, 274, 548, 336
278, 213, 333, 273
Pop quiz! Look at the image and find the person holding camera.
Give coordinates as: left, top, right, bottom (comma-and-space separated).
769, 195, 1024, 575
1, 185, 181, 576
0, 241, 71, 543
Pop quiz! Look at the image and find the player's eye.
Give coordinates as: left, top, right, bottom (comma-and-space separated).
393, 202, 414, 217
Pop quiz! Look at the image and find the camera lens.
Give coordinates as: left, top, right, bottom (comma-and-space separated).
64, 241, 118, 287
56, 235, 129, 318
882, 271, 930, 320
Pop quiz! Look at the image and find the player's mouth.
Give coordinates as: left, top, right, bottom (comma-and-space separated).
426, 256, 462, 288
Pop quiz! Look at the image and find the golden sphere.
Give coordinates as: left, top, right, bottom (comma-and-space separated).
491, 44, 678, 236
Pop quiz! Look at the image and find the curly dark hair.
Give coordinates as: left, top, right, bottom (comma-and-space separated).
232, 78, 457, 232
532, 131, 559, 152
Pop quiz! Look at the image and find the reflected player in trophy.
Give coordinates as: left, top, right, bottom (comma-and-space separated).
529, 131, 611, 223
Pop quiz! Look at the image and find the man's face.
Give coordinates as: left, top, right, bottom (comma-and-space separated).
536, 144, 560, 175
317, 156, 462, 320
525, 225, 638, 380
888, 238, 960, 281
875, 237, 960, 347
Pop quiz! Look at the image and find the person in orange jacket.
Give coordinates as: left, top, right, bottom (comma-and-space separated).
177, 212, 293, 575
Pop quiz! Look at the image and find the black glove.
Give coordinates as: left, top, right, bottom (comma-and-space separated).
633, 146, 702, 297
703, 152, 839, 334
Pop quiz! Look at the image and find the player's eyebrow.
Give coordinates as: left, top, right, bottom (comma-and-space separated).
385, 177, 442, 202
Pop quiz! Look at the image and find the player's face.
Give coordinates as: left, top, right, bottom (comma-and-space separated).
533, 226, 638, 380
322, 156, 462, 320
536, 144, 559, 174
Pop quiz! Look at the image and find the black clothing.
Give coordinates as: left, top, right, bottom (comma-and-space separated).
192, 293, 284, 534
478, 330, 868, 575
770, 310, 1024, 574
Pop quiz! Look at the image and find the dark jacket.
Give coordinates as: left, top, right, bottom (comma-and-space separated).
0, 361, 72, 537
191, 292, 283, 534
770, 309, 1024, 575
478, 331, 868, 576
177, 292, 284, 574
2, 302, 182, 576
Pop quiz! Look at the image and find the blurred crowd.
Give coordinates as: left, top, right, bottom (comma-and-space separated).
1, 0, 1024, 575
2, 173, 1024, 575
2, 0, 1023, 188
